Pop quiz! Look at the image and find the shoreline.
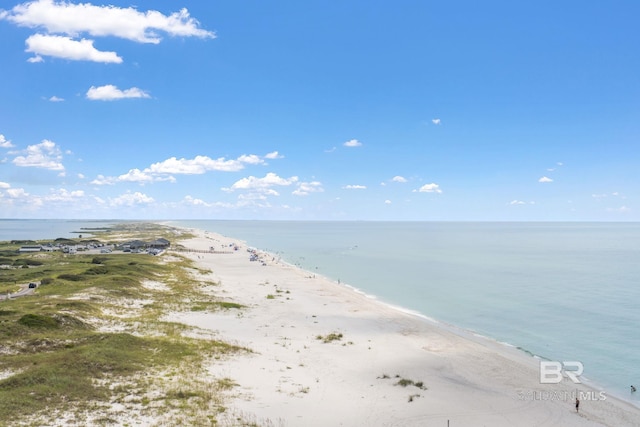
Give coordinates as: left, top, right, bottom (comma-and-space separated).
169, 226, 640, 426
182, 223, 639, 411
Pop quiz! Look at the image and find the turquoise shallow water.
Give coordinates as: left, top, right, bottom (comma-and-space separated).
173, 220, 640, 405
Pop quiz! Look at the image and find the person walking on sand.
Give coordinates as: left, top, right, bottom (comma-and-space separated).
575, 398, 580, 413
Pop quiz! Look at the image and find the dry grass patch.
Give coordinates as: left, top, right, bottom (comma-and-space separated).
0, 223, 256, 426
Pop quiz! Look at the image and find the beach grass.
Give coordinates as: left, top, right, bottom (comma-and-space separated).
0, 223, 248, 426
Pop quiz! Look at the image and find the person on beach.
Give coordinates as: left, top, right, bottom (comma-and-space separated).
575, 398, 580, 413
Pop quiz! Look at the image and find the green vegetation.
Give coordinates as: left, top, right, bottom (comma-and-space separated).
215, 301, 244, 310
394, 377, 427, 390
0, 223, 249, 426
190, 301, 245, 312
377, 374, 427, 403
316, 332, 344, 343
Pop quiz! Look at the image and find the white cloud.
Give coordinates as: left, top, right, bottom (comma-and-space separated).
92, 152, 276, 186
12, 139, 65, 171
432, 118, 441, 125
94, 168, 176, 185
264, 151, 283, 159
384, 200, 392, 205
2, 1, 215, 44
343, 139, 362, 147
0, 135, 14, 148
49, 95, 64, 102
0, 182, 10, 189
27, 54, 44, 63
148, 154, 260, 174
117, 168, 158, 184
45, 188, 84, 202
26, 34, 122, 63
238, 192, 272, 200
110, 191, 154, 207
237, 154, 263, 165
183, 195, 212, 207
225, 172, 298, 193
90, 174, 115, 185
538, 176, 553, 183
606, 206, 631, 213
293, 181, 323, 196
343, 184, 366, 190
417, 183, 442, 194
508, 200, 535, 205
6, 188, 29, 198
547, 162, 563, 172
592, 192, 624, 200
391, 176, 407, 183
86, 85, 150, 101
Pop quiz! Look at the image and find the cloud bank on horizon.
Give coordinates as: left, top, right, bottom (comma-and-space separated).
0, 0, 638, 220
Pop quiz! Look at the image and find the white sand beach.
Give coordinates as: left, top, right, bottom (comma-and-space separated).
167, 228, 640, 427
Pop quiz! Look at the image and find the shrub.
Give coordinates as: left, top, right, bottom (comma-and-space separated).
53, 238, 75, 244
396, 378, 414, 387
58, 274, 83, 282
217, 302, 244, 309
85, 266, 108, 275
317, 332, 343, 343
13, 259, 43, 267
395, 378, 427, 390
18, 314, 60, 329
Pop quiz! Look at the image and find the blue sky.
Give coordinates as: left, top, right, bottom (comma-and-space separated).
1, 0, 639, 220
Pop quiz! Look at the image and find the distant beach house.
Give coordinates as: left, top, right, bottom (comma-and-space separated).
123, 240, 147, 251
149, 238, 170, 249
119, 238, 170, 252
18, 245, 42, 253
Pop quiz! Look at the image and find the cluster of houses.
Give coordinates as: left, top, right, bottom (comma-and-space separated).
18, 238, 170, 255
117, 238, 171, 255
18, 243, 108, 254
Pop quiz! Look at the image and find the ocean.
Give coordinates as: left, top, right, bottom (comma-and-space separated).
2, 219, 638, 406
0, 219, 123, 241
172, 220, 640, 406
